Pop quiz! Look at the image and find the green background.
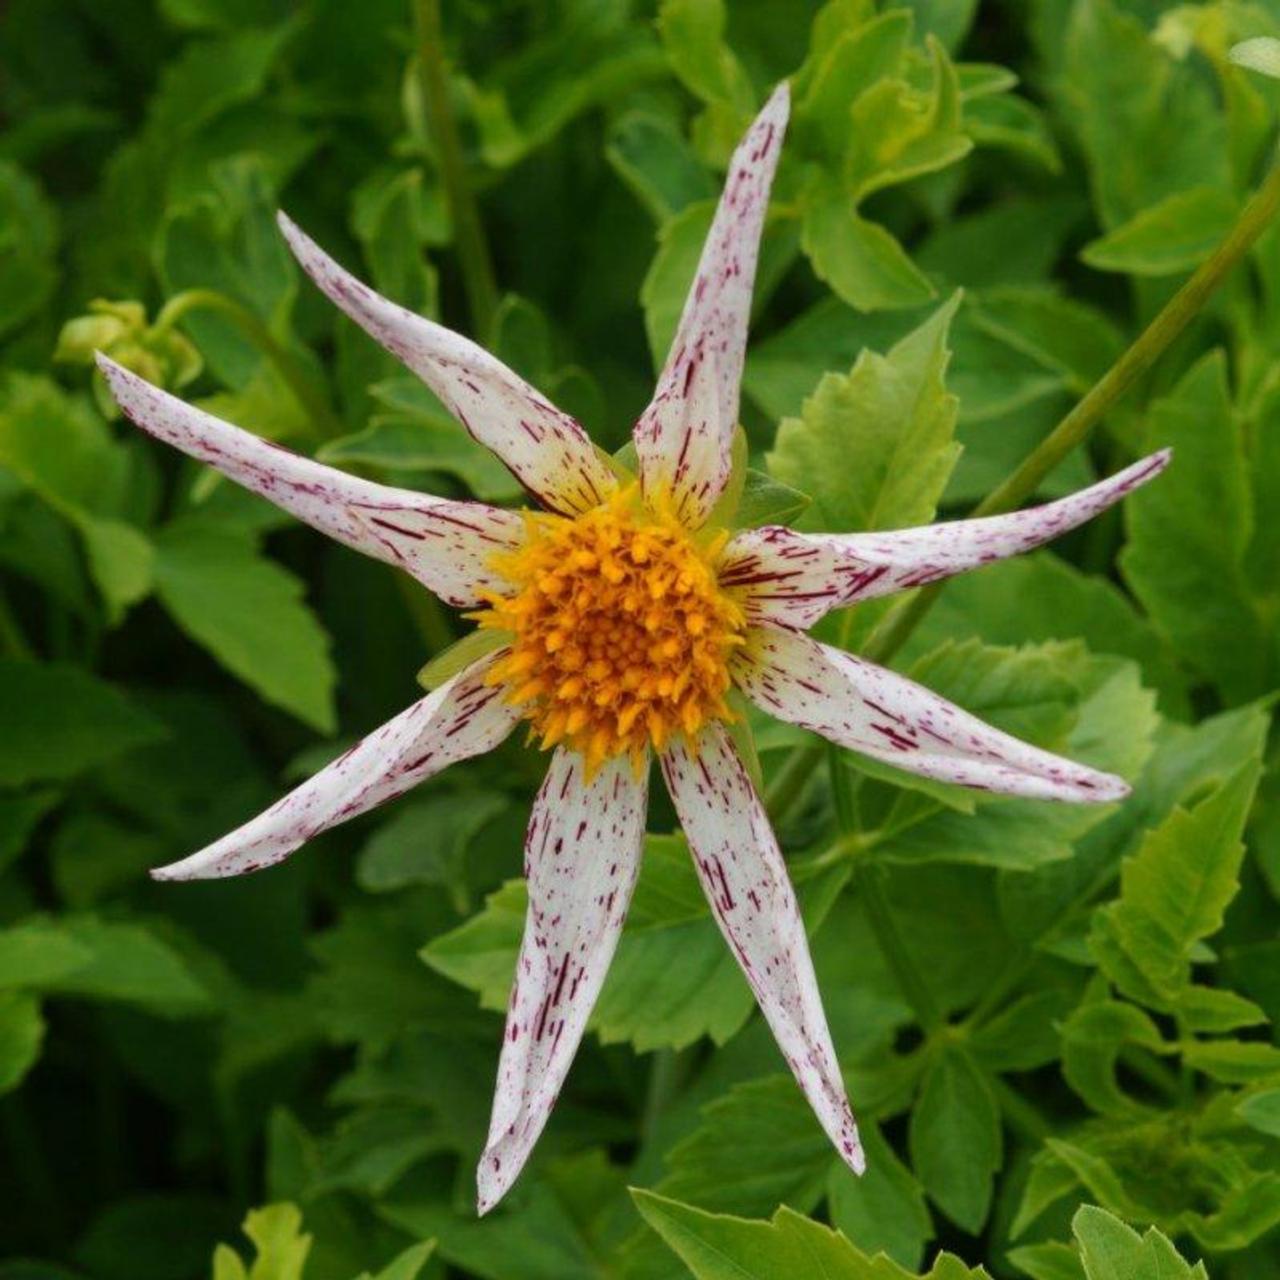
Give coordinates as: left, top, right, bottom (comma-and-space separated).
0, 0, 1277, 1276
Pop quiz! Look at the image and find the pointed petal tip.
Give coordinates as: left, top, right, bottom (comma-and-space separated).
767, 79, 791, 113
475, 1150, 514, 1217
1085, 771, 1132, 804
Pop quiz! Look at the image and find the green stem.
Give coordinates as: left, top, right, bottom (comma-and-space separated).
414, 0, 499, 337
641, 1047, 681, 1147
859, 154, 1280, 669
154, 289, 344, 440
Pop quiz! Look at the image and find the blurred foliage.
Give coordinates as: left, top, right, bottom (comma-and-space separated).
0, 0, 1278, 1277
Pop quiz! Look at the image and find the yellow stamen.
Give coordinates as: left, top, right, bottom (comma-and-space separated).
472, 488, 743, 773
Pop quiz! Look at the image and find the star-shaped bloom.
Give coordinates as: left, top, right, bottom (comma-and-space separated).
97, 82, 1168, 1214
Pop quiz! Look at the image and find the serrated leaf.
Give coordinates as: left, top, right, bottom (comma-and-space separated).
1121, 352, 1272, 703
1072, 1204, 1206, 1280
1090, 762, 1260, 1007
631, 1190, 990, 1279
908, 1046, 1001, 1233
768, 294, 960, 534
155, 519, 336, 734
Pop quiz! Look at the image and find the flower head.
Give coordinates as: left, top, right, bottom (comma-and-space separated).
97, 81, 1169, 1215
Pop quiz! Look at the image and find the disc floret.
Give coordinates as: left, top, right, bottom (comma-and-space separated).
475, 489, 744, 772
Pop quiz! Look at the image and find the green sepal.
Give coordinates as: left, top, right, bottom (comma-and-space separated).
416, 628, 511, 692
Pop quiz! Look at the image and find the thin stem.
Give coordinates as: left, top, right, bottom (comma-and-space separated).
154, 289, 344, 440
859, 155, 1280, 669
641, 1047, 681, 1147
414, 0, 499, 337
763, 739, 821, 824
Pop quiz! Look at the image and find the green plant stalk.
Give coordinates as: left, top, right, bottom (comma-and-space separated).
154, 289, 344, 440
414, 0, 499, 338
862, 153, 1280, 669
768, 152, 1280, 828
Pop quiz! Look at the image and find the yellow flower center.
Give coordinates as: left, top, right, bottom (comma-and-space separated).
475, 489, 744, 773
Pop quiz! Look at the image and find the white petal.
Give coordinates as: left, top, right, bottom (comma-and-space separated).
735, 625, 1128, 802
477, 750, 648, 1214
98, 357, 524, 608
634, 84, 789, 528
151, 652, 520, 881
278, 213, 615, 516
660, 723, 864, 1176
720, 451, 1172, 629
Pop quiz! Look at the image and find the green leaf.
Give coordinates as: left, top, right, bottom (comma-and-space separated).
733, 468, 810, 529
360, 1241, 435, 1280
0, 991, 44, 1095
0, 374, 155, 619
607, 111, 716, 222
1080, 186, 1238, 276
1072, 1204, 1206, 1280
154, 519, 336, 734
214, 1204, 310, 1280
1060, 999, 1167, 1116
768, 295, 960, 533
794, 11, 913, 161
1236, 1088, 1280, 1137
34, 916, 213, 1015
656, 0, 754, 113
317, 377, 521, 502
0, 789, 59, 875
355, 789, 511, 908
0, 661, 164, 786
0, 161, 58, 343
0, 920, 93, 988
1123, 352, 1272, 702
908, 1046, 1001, 1233
843, 42, 970, 201
642, 200, 714, 372
1006, 1241, 1084, 1280
801, 182, 936, 312
1090, 762, 1260, 1008
828, 1120, 932, 1269
631, 1190, 989, 1278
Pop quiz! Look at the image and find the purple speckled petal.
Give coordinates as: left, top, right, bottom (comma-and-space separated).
478, 750, 648, 1214
278, 213, 615, 517
150, 652, 521, 881
660, 723, 865, 1177
634, 84, 789, 529
720, 451, 1171, 629
735, 624, 1129, 802
98, 357, 524, 609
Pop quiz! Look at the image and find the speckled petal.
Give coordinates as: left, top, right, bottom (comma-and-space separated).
278, 213, 615, 516
634, 84, 789, 528
98, 356, 524, 608
660, 723, 865, 1176
736, 624, 1128, 802
720, 451, 1171, 629
478, 750, 648, 1214
150, 652, 520, 881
